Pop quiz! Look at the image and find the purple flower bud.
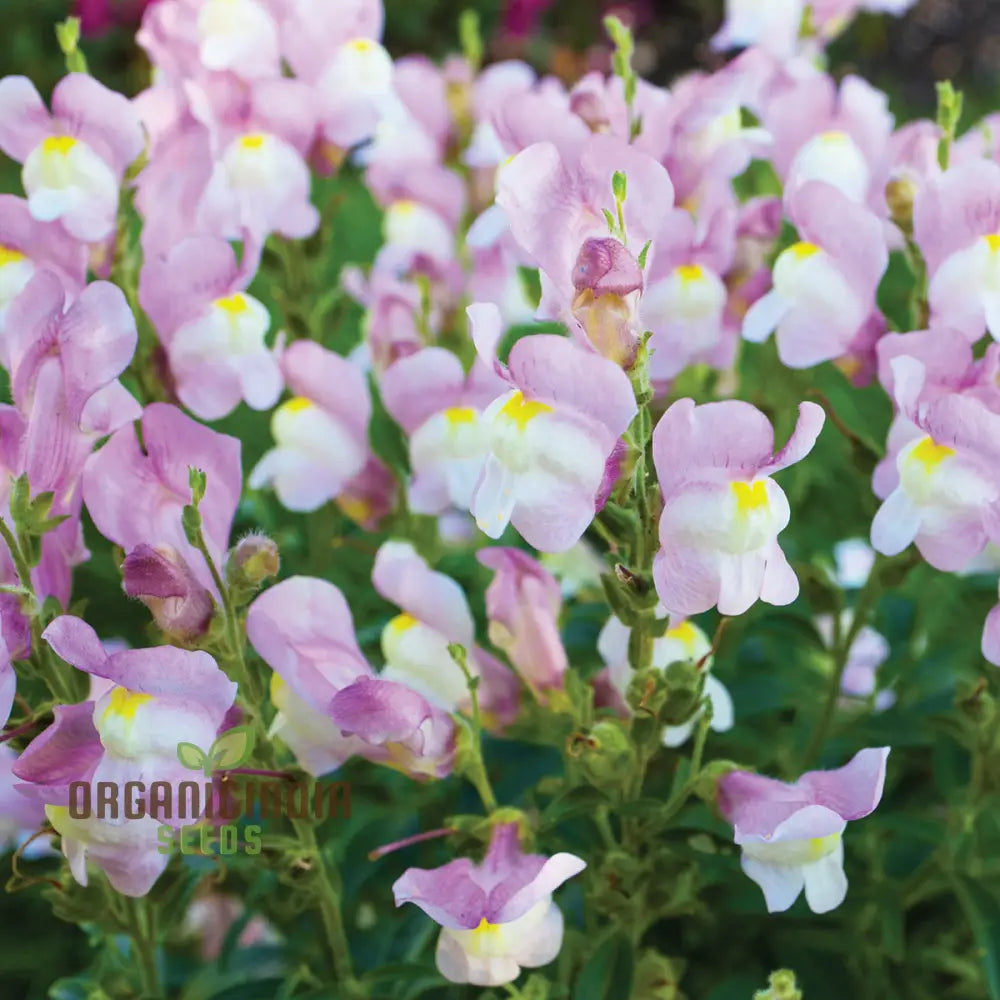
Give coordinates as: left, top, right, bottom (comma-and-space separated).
122, 544, 213, 640
570, 90, 611, 133
572, 237, 643, 298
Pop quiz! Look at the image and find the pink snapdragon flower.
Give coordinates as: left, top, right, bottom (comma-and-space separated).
373, 542, 519, 726
496, 133, 674, 350
914, 160, 1000, 341
872, 329, 1000, 499
467, 303, 637, 552
83, 403, 242, 593
652, 398, 825, 616
393, 822, 586, 986
477, 547, 568, 695
40, 615, 237, 795
380, 347, 505, 515
0, 196, 86, 332
871, 352, 1000, 571
14, 702, 168, 896
139, 235, 281, 419
597, 614, 733, 746
718, 747, 889, 913
0, 74, 144, 241
246, 576, 456, 780
761, 70, 893, 209
816, 614, 895, 711
742, 182, 888, 368
249, 341, 371, 512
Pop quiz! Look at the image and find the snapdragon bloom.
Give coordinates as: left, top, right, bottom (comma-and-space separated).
0, 195, 85, 332
393, 822, 586, 986
915, 160, 1000, 342
742, 182, 887, 368
468, 303, 637, 552
652, 398, 825, 616
478, 547, 568, 695
83, 403, 242, 594
871, 353, 1000, 571
139, 236, 281, 419
41, 615, 237, 794
249, 340, 372, 512
14, 703, 167, 896
0, 73, 144, 241
246, 575, 456, 780
373, 541, 518, 725
718, 747, 889, 913
380, 347, 505, 515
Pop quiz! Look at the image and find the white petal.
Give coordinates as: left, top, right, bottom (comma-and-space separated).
740, 853, 805, 912
802, 838, 848, 913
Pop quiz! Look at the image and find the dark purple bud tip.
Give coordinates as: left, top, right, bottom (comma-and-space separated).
572, 237, 643, 298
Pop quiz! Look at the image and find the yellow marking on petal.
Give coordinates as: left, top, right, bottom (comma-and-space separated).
731, 480, 769, 513
281, 396, 314, 414
0, 246, 26, 267
42, 135, 77, 155
806, 832, 841, 860
677, 264, 704, 283
45, 805, 69, 832
985, 234, 1000, 253
216, 293, 248, 315
348, 38, 375, 52
499, 391, 552, 429
443, 406, 476, 426
666, 620, 698, 644
102, 687, 153, 724
819, 130, 847, 142
337, 495, 373, 525
269, 672, 286, 704
788, 241, 820, 259
239, 133, 266, 150
388, 613, 419, 634
910, 436, 954, 472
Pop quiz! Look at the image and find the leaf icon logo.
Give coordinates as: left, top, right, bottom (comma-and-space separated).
176, 726, 256, 777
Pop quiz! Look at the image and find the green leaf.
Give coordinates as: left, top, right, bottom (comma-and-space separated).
954, 875, 1000, 998
210, 725, 256, 770
637, 240, 651, 269
177, 741, 208, 772
601, 208, 616, 235
572, 929, 635, 1000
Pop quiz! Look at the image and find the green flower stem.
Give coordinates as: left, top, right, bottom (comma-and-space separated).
0, 515, 77, 705
802, 555, 888, 768
449, 643, 499, 814
186, 503, 359, 992
290, 815, 361, 994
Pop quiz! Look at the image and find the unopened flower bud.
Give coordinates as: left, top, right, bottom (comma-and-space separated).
885, 176, 917, 232
573, 237, 642, 298
576, 720, 637, 791
229, 533, 280, 587
660, 659, 705, 726
570, 90, 611, 133
122, 544, 213, 640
